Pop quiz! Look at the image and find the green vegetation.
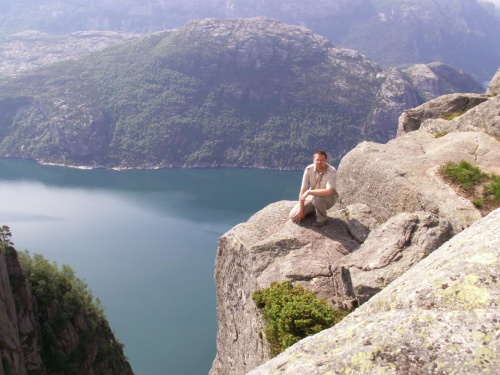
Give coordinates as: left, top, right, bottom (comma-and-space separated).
485, 175, 500, 200
434, 131, 449, 138
440, 109, 469, 121
440, 160, 485, 188
0, 224, 13, 248
16, 250, 130, 374
439, 161, 500, 213
252, 281, 347, 356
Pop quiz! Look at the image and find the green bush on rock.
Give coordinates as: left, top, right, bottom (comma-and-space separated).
439, 161, 500, 214
252, 281, 346, 356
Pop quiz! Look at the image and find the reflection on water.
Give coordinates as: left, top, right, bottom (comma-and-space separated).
0, 159, 301, 375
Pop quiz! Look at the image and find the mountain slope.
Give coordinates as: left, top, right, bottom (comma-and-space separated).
1, 0, 499, 81
0, 18, 484, 169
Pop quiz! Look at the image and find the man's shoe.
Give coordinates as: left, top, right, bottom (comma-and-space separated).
312, 220, 327, 227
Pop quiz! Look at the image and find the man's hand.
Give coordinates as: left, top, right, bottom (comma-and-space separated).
292, 210, 306, 223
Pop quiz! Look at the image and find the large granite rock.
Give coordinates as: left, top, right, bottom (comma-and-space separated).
397, 93, 489, 136
210, 202, 453, 374
337, 122, 500, 233
212, 90, 500, 374
248, 208, 500, 375
487, 66, 500, 95
342, 211, 453, 305
421, 95, 500, 139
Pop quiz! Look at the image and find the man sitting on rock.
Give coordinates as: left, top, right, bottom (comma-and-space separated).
289, 150, 338, 227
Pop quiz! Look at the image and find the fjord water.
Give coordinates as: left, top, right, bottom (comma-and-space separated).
0, 159, 301, 375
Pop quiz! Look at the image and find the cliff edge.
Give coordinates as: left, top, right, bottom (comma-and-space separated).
0, 245, 133, 375
210, 67, 500, 374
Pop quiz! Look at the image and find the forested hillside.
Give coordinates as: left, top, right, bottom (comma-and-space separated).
0, 18, 484, 169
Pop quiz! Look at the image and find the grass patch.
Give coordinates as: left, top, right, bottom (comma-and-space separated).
440, 109, 468, 121
439, 161, 500, 215
252, 281, 348, 356
434, 131, 448, 138
440, 161, 485, 188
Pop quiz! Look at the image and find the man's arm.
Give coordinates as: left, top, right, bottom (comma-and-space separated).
291, 187, 309, 223
308, 187, 334, 197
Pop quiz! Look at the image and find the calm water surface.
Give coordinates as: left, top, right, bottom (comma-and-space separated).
0, 159, 301, 375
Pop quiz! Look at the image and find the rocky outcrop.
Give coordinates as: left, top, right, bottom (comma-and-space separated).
0, 246, 133, 375
487, 66, 500, 95
369, 65, 484, 142
210, 200, 454, 374
342, 211, 453, 305
248, 207, 500, 375
338, 87, 500, 233
397, 93, 489, 135
420, 95, 500, 140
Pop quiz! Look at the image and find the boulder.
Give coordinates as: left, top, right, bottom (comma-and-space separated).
397, 93, 488, 136
342, 211, 453, 305
248, 208, 500, 375
421, 95, 500, 139
487, 66, 500, 95
337, 126, 500, 233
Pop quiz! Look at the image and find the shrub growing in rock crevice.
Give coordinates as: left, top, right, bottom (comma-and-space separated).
252, 281, 346, 356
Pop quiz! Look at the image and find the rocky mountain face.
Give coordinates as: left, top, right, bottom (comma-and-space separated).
0, 30, 142, 79
0, 18, 484, 169
210, 68, 500, 374
1, 0, 499, 82
0, 246, 133, 375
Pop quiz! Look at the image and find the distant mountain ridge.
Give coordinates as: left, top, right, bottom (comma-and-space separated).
0, 18, 484, 170
1, 0, 499, 81
0, 30, 142, 79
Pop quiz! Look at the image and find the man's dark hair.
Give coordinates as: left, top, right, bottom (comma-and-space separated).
313, 150, 328, 159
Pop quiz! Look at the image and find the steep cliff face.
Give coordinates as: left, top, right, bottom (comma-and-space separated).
211, 68, 500, 374
0, 246, 133, 375
0, 248, 28, 375
0, 18, 484, 169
